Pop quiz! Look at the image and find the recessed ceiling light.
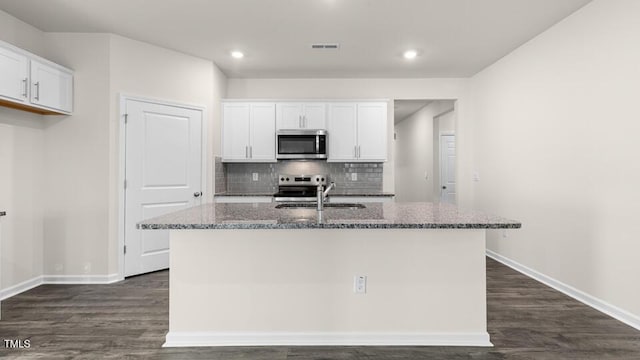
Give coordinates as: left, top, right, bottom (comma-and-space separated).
231, 51, 244, 59
403, 50, 418, 60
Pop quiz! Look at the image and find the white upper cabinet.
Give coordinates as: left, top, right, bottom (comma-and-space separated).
0, 40, 73, 115
30, 59, 73, 113
0, 46, 29, 103
328, 102, 387, 162
222, 102, 276, 162
327, 103, 358, 161
249, 103, 277, 161
223, 103, 251, 161
276, 102, 326, 130
356, 102, 387, 161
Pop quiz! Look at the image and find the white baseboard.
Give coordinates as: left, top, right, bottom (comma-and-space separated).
0, 275, 43, 301
43, 273, 121, 285
1, 273, 122, 300
163, 332, 492, 347
486, 249, 640, 331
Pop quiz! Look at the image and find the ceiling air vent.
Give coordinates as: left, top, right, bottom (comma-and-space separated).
311, 43, 340, 49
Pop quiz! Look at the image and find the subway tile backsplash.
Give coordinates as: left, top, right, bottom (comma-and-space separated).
221, 161, 383, 194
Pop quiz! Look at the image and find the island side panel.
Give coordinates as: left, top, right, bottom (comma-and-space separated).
167, 228, 488, 346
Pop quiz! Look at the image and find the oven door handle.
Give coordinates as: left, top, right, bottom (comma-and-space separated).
316, 135, 319, 154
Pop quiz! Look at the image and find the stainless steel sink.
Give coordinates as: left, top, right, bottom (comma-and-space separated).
275, 203, 366, 209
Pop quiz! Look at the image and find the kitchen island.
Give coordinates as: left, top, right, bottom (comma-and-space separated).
139, 202, 520, 347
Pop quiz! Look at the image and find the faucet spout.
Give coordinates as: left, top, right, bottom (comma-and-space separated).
323, 182, 336, 198
316, 182, 336, 212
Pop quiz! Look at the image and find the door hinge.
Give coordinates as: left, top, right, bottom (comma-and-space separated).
124, 114, 128, 124
124, 245, 127, 254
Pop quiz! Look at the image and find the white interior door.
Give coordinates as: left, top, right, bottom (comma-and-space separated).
440, 134, 456, 204
124, 99, 203, 277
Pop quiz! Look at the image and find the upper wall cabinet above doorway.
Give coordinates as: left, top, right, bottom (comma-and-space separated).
0, 40, 73, 115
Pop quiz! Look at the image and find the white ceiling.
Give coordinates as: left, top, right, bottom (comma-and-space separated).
394, 100, 432, 124
0, 0, 592, 78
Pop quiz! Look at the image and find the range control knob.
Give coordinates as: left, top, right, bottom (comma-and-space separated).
286, 177, 290, 181
321, 177, 325, 181
316, 177, 320, 182
280, 177, 284, 181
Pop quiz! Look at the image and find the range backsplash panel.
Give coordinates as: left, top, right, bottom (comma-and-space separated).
222, 161, 383, 194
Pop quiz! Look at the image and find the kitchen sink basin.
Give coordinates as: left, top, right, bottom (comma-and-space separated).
275, 203, 366, 209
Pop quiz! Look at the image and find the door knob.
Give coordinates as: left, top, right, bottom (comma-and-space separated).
442, 186, 447, 190
194, 192, 202, 198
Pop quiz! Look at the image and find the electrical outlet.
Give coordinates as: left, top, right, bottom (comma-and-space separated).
473, 172, 480, 182
351, 172, 358, 181
252, 172, 259, 181
354, 275, 367, 294
83, 262, 91, 274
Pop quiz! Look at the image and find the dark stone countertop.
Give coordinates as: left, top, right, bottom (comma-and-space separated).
214, 192, 274, 197
138, 202, 520, 230
214, 192, 395, 197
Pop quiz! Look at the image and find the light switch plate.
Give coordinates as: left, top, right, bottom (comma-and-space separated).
354, 275, 367, 294
351, 172, 358, 181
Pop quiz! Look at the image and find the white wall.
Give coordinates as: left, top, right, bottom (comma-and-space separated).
42, 33, 112, 277
0, 10, 46, 292
109, 34, 226, 274
0, 21, 227, 285
226, 78, 469, 194
394, 104, 436, 202
469, 0, 640, 319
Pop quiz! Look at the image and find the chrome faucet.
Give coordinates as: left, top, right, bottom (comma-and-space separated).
316, 182, 336, 212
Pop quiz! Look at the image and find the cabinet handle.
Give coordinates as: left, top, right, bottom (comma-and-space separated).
22, 78, 28, 98
358, 146, 361, 158
303, 115, 306, 128
245, 146, 248, 158
249, 146, 252, 158
34, 82, 40, 101
299, 115, 302, 128
354, 146, 357, 158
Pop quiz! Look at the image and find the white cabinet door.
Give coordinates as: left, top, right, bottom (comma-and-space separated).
356, 102, 387, 161
249, 103, 276, 161
222, 103, 251, 161
276, 103, 303, 129
328, 103, 358, 161
30, 59, 73, 113
0, 47, 29, 103
302, 103, 326, 129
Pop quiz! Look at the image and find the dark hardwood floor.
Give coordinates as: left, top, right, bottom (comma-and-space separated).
1, 258, 639, 359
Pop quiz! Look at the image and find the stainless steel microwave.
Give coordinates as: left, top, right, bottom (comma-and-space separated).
276, 129, 327, 159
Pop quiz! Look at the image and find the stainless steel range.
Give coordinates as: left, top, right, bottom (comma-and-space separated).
273, 174, 328, 202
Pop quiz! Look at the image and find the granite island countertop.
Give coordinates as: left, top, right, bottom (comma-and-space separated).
214, 192, 395, 197
138, 202, 520, 230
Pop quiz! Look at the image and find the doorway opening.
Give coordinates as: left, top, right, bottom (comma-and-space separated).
393, 99, 456, 204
